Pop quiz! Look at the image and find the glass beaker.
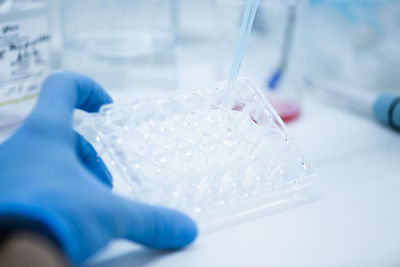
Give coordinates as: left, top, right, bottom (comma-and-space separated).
60, 0, 178, 96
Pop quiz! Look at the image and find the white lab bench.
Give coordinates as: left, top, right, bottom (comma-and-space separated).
86, 97, 400, 267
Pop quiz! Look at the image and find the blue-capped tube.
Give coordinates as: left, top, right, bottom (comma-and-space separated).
305, 77, 400, 132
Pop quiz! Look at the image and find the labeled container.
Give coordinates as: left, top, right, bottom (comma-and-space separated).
0, 0, 51, 134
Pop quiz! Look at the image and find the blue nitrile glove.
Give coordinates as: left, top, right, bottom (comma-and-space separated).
0, 72, 197, 264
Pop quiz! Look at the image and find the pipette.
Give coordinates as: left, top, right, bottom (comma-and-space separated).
305, 77, 400, 132
223, 0, 260, 108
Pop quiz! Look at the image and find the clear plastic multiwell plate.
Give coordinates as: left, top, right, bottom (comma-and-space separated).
76, 77, 315, 228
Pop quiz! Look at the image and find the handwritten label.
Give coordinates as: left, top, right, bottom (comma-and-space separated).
0, 15, 51, 105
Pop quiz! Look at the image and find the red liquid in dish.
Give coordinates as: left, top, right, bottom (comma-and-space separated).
269, 97, 301, 123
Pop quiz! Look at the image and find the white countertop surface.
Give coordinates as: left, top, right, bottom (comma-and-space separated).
86, 98, 400, 267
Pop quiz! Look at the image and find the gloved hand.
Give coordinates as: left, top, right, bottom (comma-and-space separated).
0, 72, 197, 264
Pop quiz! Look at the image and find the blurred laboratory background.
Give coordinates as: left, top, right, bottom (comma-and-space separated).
1, 2, 400, 266
0, 0, 400, 132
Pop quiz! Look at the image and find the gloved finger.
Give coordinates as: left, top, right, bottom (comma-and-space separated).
112, 196, 197, 249
31, 71, 113, 126
75, 132, 112, 188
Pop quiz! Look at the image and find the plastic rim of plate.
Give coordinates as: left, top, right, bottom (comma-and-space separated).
76, 77, 316, 230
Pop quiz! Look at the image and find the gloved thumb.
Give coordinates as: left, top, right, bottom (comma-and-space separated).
28, 72, 112, 131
